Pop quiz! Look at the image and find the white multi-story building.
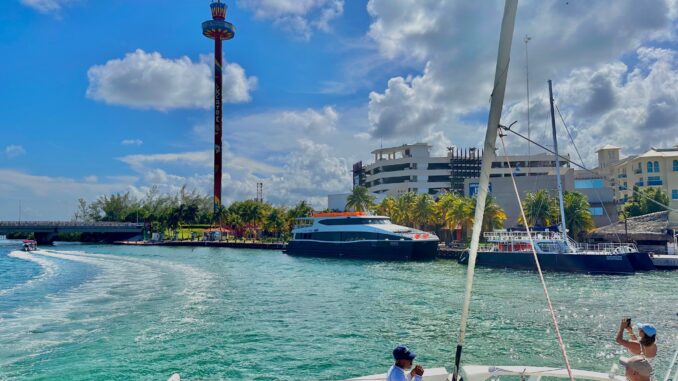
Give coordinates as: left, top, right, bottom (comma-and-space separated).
356, 143, 569, 196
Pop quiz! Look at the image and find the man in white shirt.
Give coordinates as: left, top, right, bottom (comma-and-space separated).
386, 345, 424, 381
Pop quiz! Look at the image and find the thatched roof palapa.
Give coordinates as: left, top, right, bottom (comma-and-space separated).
590, 211, 674, 242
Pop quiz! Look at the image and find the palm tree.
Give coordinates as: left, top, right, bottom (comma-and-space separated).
412, 193, 436, 230
519, 189, 559, 227
449, 196, 475, 240
563, 191, 594, 239
376, 195, 397, 218
478, 195, 507, 233
392, 192, 416, 226
345, 186, 375, 212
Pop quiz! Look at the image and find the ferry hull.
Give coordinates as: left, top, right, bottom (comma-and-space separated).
285, 240, 438, 261
458, 251, 638, 274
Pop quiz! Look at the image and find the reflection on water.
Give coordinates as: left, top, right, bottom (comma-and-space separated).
0, 244, 676, 381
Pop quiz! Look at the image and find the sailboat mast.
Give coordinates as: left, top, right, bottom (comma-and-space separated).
452, 1, 518, 381
548, 79, 568, 239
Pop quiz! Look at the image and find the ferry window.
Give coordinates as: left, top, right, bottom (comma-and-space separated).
318, 218, 391, 225
311, 232, 341, 241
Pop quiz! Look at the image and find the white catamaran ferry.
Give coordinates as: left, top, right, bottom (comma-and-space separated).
286, 212, 439, 260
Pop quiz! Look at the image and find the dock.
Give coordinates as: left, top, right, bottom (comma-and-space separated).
651, 255, 678, 269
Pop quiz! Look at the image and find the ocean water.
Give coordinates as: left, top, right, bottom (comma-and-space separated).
0, 240, 676, 380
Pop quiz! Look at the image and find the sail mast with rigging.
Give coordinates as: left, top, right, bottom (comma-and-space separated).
548, 79, 568, 240
452, 1, 518, 380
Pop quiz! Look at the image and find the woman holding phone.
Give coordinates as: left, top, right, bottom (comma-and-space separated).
616, 318, 657, 359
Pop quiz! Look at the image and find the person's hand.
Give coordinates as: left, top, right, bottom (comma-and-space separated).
410, 365, 424, 377
620, 319, 628, 330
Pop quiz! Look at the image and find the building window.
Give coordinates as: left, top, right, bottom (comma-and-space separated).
589, 207, 604, 216
673, 189, 678, 200
647, 161, 653, 173
654, 161, 660, 173
673, 160, 678, 171
635, 179, 644, 187
647, 176, 662, 186
575, 179, 604, 189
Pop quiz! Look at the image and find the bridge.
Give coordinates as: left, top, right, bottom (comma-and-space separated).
0, 221, 146, 244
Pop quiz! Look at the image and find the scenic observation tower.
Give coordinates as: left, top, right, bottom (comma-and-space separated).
202, 1, 235, 217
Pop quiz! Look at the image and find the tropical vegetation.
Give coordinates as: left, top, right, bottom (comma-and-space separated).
345, 186, 376, 212
73, 186, 314, 241
518, 189, 596, 238
623, 186, 669, 217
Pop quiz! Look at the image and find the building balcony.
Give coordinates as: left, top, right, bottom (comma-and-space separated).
633, 168, 642, 174
617, 173, 627, 178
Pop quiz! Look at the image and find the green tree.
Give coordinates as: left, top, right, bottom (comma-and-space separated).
477, 195, 507, 233
392, 192, 416, 226
623, 187, 669, 217
345, 186, 375, 212
412, 193, 436, 229
375, 195, 397, 217
563, 191, 595, 238
519, 189, 559, 227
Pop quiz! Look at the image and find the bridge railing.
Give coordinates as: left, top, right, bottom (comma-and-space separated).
0, 221, 146, 228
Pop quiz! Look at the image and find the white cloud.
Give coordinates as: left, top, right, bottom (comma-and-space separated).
121, 139, 143, 146
5, 145, 26, 158
238, 0, 344, 40
279, 106, 338, 134
363, 0, 678, 152
84, 176, 98, 183
86, 49, 257, 110
20, 0, 71, 13
0, 169, 137, 220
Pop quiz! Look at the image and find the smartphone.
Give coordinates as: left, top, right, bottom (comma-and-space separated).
625, 318, 632, 328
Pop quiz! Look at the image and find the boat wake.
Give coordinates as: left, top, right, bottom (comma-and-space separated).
0, 250, 58, 297
0, 248, 217, 368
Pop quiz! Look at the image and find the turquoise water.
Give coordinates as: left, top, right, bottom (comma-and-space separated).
0, 240, 676, 380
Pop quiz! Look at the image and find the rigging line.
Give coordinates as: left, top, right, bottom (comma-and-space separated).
500, 125, 678, 213
555, 104, 622, 243
498, 133, 575, 381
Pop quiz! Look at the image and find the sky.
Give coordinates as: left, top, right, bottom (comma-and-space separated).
1, 0, 678, 220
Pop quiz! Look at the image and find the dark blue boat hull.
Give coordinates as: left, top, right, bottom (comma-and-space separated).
458, 251, 640, 274
285, 240, 438, 260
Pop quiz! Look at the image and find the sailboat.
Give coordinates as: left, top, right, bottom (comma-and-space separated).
346, 1, 638, 380
457, 78, 655, 274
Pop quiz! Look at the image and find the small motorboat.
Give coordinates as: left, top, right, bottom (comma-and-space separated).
22, 240, 37, 252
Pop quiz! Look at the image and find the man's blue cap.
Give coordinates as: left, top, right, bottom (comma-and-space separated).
393, 345, 416, 361
636, 323, 657, 337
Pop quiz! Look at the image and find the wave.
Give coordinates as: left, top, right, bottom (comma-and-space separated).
0, 251, 58, 297
0, 248, 217, 365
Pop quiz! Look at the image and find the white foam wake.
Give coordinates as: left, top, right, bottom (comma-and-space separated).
0, 251, 58, 297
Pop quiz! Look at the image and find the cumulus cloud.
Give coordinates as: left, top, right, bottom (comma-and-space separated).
121, 139, 143, 146
238, 0, 344, 40
0, 169, 137, 220
5, 145, 26, 158
279, 106, 338, 133
363, 0, 678, 153
86, 49, 257, 110
20, 0, 71, 13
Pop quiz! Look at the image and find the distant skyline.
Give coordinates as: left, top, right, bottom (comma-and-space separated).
2, 0, 678, 219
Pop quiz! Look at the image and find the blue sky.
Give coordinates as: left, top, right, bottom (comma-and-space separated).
2, 0, 678, 219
